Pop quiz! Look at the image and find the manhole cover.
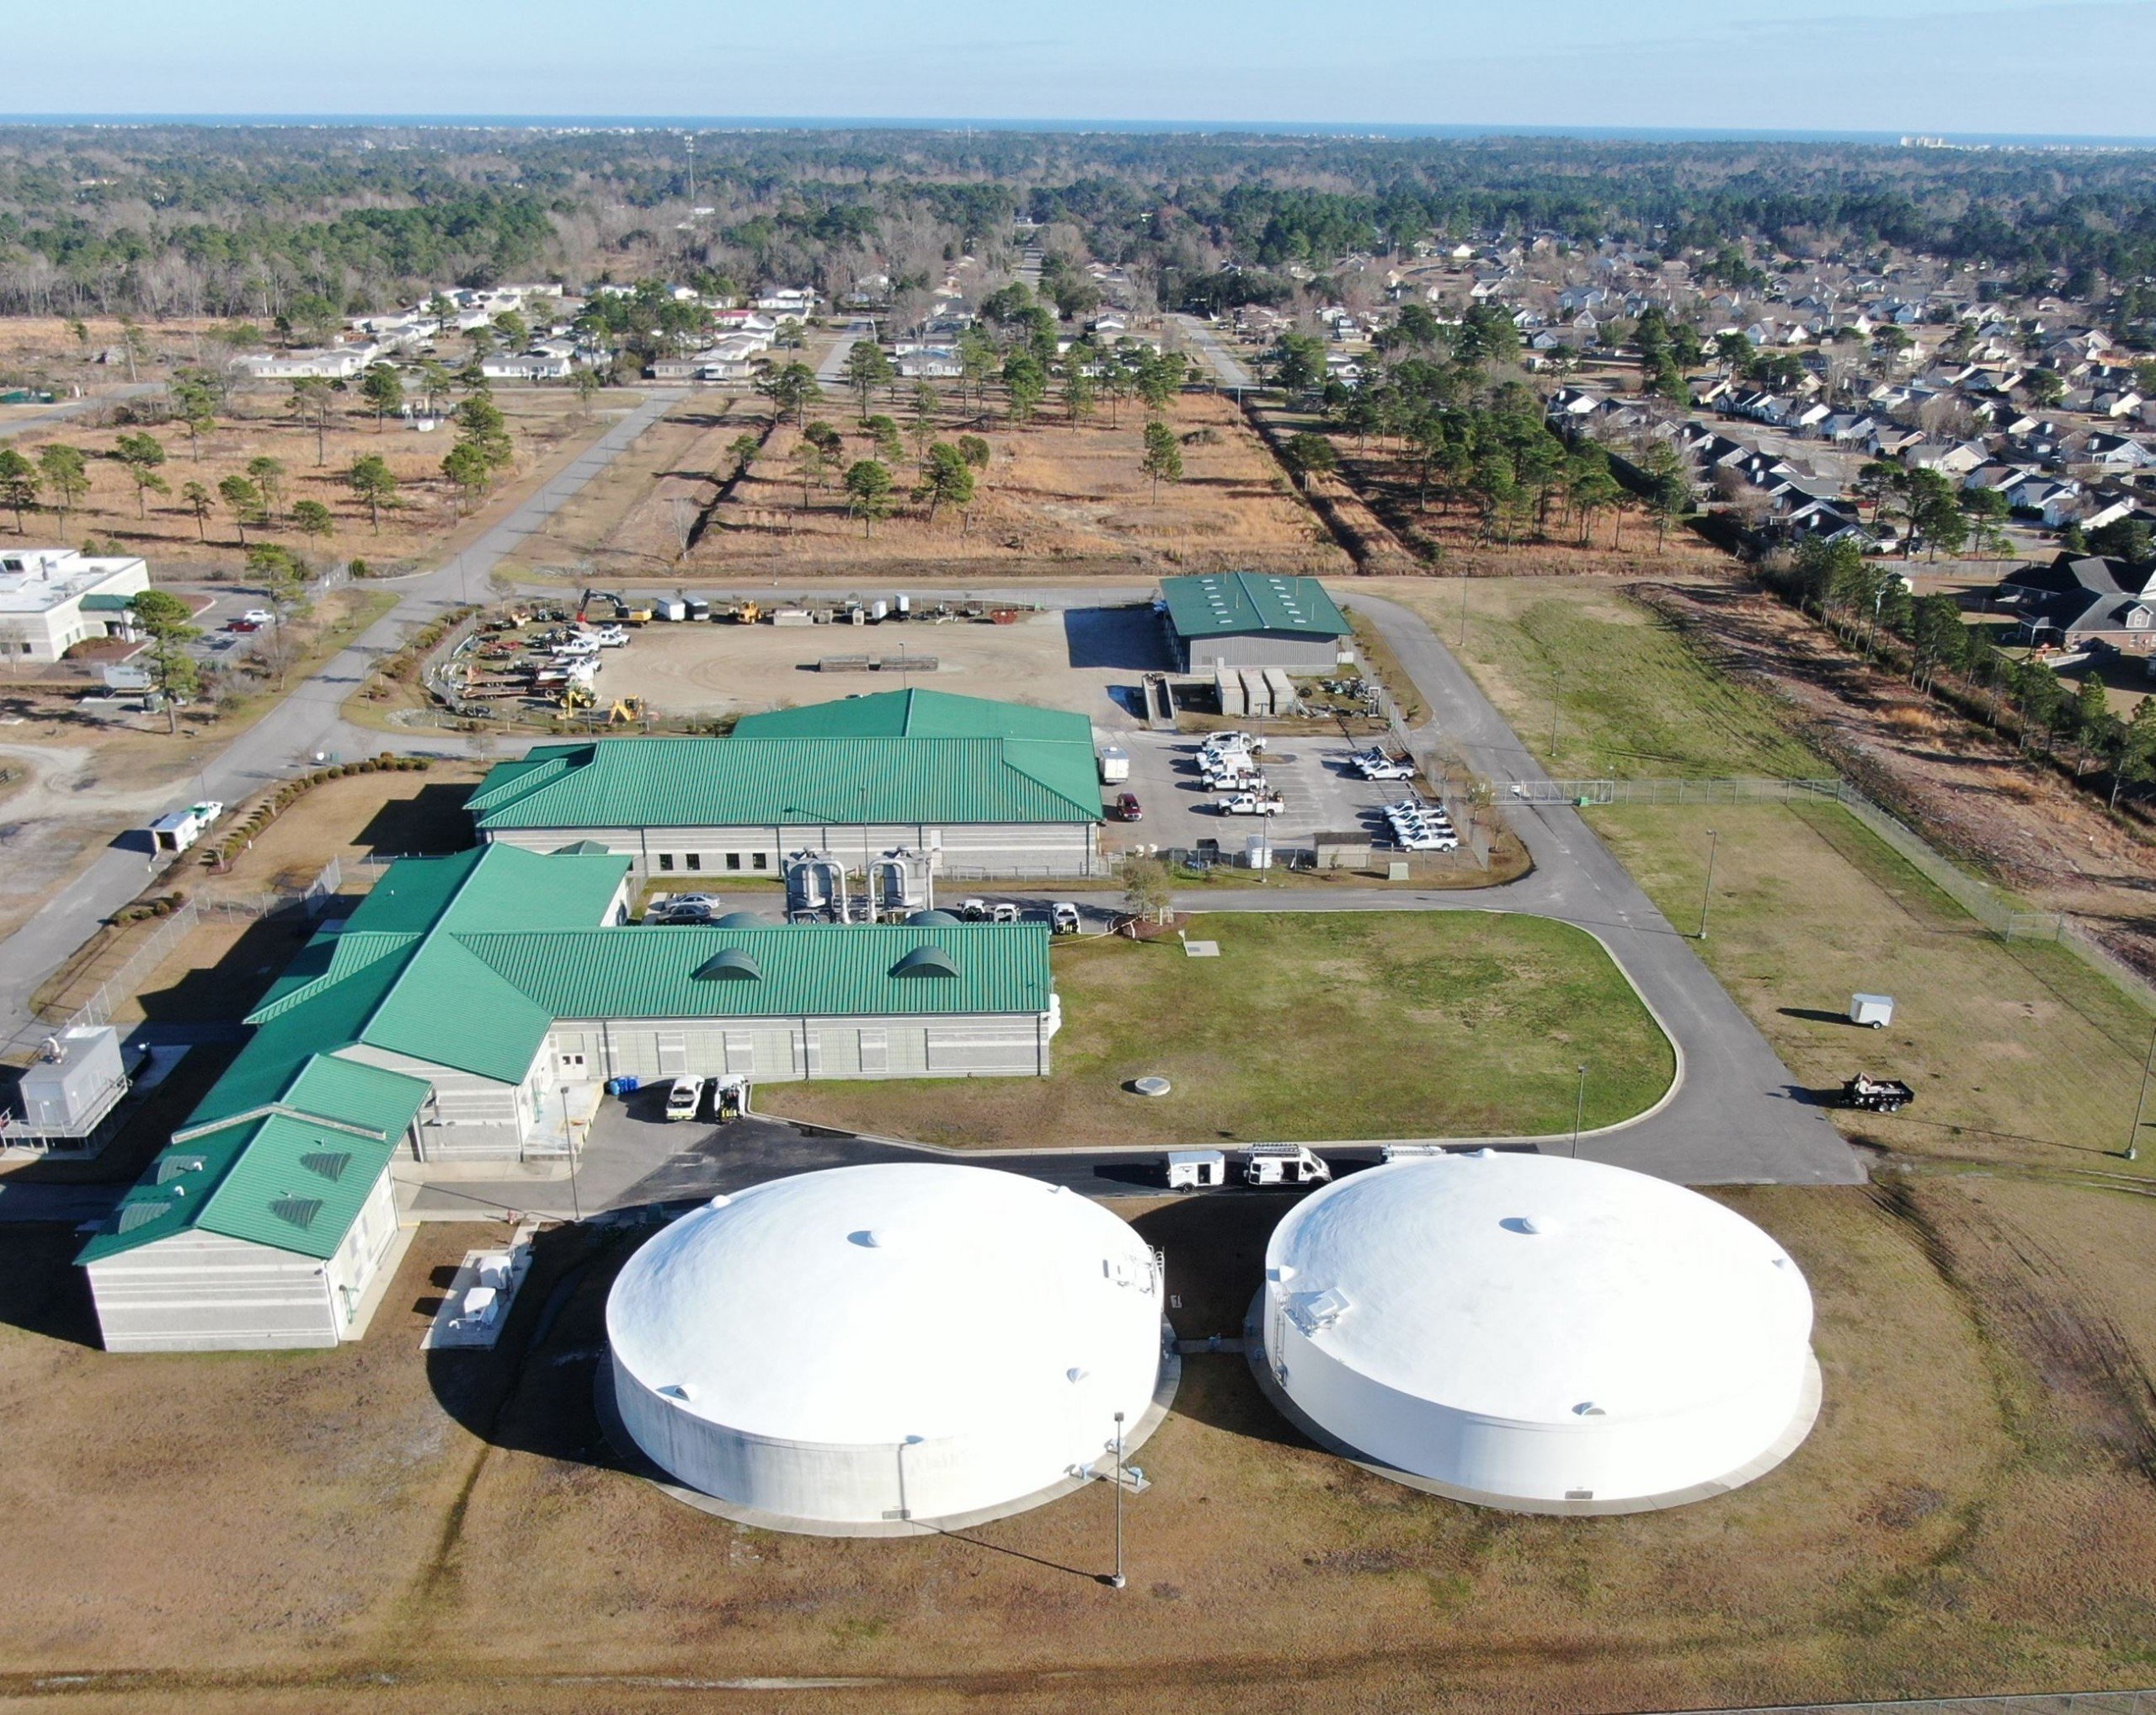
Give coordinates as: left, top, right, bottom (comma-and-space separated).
1129, 1077, 1172, 1098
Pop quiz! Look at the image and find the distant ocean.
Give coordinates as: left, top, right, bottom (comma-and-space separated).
3, 115, 2155, 148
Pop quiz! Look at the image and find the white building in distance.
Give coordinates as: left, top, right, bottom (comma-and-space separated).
0, 548, 150, 662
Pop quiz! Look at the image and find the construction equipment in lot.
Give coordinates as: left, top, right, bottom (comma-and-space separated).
606, 697, 646, 724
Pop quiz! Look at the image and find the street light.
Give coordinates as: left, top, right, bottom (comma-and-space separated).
1106, 1409, 1127, 1589
1572, 1065, 1588, 1158
1697, 827, 1720, 940
560, 1084, 583, 1222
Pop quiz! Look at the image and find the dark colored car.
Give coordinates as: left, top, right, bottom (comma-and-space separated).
1113, 792, 1142, 821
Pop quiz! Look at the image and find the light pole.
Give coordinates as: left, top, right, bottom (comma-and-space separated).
1459, 578, 1469, 649
1550, 669, 1562, 763
2127, 1021, 2156, 1161
1107, 1409, 1127, 1589
1697, 827, 1720, 940
1572, 1065, 1588, 1158
561, 1085, 584, 1222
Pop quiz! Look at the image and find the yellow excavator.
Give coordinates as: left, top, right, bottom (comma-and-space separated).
607, 697, 647, 724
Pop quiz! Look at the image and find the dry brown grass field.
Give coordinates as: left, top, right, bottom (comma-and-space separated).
2, 387, 629, 573
686, 391, 1344, 578
3, 1177, 2156, 1714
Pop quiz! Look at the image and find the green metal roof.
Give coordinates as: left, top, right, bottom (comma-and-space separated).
456, 923, 1052, 1020
468, 734, 1101, 831
734, 688, 1091, 745
1160, 572, 1351, 641
77, 841, 1055, 1269
78, 1053, 427, 1265
77, 843, 627, 1269
79, 592, 136, 612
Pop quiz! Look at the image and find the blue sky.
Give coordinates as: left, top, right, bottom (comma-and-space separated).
7, 0, 2152, 137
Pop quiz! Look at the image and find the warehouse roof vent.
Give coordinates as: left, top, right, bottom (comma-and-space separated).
892, 944, 959, 979
696, 948, 765, 981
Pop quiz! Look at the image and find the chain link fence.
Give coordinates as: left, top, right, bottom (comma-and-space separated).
1513, 773, 2156, 1018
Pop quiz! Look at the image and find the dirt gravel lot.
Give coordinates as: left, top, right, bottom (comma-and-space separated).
595, 605, 1166, 731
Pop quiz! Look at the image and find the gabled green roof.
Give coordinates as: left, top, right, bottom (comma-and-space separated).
734, 688, 1091, 745
80, 591, 136, 612
78, 1053, 427, 1265
78, 843, 627, 1269
1161, 572, 1350, 641
456, 923, 1052, 1020
468, 734, 1101, 831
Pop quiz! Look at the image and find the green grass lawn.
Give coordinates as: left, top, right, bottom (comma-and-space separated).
1377, 576, 1826, 777
761, 909, 1674, 1147
1591, 799, 2156, 1175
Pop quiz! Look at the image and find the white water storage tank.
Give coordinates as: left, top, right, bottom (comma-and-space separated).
607, 1163, 1164, 1530
1259, 1151, 1818, 1513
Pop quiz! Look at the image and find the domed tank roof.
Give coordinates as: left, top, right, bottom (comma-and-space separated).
1259, 1151, 1817, 1510
1267, 1152, 1810, 1429
714, 910, 771, 927
608, 1164, 1160, 1449
906, 909, 962, 925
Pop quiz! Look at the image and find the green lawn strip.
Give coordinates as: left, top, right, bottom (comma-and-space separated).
1588, 800, 2156, 1172
760, 910, 1673, 1148
1442, 580, 1826, 778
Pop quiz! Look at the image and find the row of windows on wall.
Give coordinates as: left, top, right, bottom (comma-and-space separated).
656, 852, 771, 873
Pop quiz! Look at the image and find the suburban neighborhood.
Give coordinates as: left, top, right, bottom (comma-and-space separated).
2, 99, 2156, 1715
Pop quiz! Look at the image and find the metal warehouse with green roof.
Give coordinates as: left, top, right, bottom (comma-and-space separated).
1158, 572, 1353, 672
468, 689, 1107, 880
77, 838, 1061, 1354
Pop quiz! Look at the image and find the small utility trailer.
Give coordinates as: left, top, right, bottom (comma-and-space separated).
1843, 1073, 1915, 1114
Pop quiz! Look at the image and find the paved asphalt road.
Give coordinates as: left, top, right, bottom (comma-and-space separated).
0, 389, 686, 1046
0, 383, 161, 439
1171, 315, 1254, 390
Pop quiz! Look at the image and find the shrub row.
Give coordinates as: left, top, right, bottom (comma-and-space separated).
368, 604, 481, 699
115, 891, 188, 924
201, 752, 431, 868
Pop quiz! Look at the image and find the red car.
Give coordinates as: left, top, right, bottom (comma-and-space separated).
1113, 791, 1142, 821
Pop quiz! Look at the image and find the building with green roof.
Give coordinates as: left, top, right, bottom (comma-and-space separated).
468, 691, 1107, 880
77, 839, 1060, 1353
1158, 572, 1352, 672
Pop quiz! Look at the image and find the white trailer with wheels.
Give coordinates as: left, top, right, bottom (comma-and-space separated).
1166, 1149, 1227, 1189
1849, 993, 1894, 1028
1241, 1144, 1331, 1187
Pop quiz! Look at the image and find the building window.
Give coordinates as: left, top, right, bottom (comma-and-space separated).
752, 852, 769, 871
725, 852, 741, 872
658, 852, 675, 872
686, 852, 702, 871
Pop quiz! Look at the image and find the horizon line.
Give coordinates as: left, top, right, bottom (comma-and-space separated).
1, 114, 2155, 148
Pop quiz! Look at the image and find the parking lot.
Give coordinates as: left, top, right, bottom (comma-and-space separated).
1109, 728, 1446, 860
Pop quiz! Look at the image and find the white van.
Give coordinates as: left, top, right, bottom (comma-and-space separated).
1241, 1144, 1331, 1187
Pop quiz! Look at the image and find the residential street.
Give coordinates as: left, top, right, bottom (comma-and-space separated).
1171, 314, 1255, 390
